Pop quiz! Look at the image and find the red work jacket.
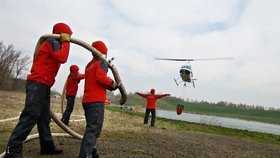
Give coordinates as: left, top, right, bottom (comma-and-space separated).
27, 39, 70, 87
136, 93, 169, 109
66, 73, 85, 96
82, 58, 113, 103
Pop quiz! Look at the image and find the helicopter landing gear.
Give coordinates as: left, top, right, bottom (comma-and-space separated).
192, 81, 195, 88
192, 79, 197, 88
174, 77, 183, 86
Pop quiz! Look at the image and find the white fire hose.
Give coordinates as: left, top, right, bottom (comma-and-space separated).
36, 34, 127, 140
35, 34, 127, 106
0, 34, 127, 157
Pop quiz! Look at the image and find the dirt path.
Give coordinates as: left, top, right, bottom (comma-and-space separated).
21, 129, 280, 158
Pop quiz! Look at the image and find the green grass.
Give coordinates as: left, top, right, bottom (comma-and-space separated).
157, 118, 280, 145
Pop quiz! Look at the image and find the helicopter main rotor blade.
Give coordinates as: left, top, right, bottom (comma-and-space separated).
191, 57, 234, 61
154, 57, 194, 61
154, 57, 234, 61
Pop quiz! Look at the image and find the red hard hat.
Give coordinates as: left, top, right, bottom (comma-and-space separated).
92, 41, 108, 55
52, 23, 73, 35
150, 89, 155, 94
70, 65, 79, 72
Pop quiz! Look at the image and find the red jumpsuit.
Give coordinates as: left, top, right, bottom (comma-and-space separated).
82, 58, 113, 103
136, 89, 169, 126
66, 65, 85, 96
27, 25, 72, 87
79, 41, 114, 158
5, 23, 72, 157
61, 65, 85, 125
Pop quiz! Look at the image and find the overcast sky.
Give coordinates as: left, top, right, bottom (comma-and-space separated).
1, 0, 279, 108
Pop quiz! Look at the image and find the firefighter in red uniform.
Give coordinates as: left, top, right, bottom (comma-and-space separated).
136, 89, 170, 127
4, 23, 73, 158
79, 41, 118, 158
61, 65, 85, 125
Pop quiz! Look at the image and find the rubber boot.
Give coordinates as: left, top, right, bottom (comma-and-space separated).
40, 141, 63, 155
93, 148, 99, 158
4, 153, 23, 158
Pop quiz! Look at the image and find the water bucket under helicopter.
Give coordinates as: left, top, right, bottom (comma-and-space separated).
176, 104, 184, 115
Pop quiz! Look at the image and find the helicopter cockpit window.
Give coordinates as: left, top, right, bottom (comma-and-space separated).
180, 69, 190, 75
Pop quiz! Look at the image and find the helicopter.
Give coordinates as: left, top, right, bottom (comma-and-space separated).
154, 57, 234, 88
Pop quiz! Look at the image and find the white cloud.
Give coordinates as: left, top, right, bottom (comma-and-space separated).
0, 0, 279, 108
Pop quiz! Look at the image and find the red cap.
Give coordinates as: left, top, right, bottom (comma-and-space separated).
92, 41, 108, 55
150, 89, 155, 94
70, 65, 79, 73
52, 23, 73, 35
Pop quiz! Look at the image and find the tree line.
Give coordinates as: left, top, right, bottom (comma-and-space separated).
112, 92, 279, 111
0, 41, 31, 90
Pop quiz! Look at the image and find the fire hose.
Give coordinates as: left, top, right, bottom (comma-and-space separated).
0, 34, 127, 157
0, 113, 85, 157
0, 133, 72, 158
35, 34, 127, 106
37, 34, 127, 139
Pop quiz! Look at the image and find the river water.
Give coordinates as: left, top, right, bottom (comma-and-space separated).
156, 110, 280, 135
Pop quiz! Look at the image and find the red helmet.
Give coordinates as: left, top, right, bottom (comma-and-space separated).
52, 23, 73, 35
92, 41, 108, 55
70, 65, 79, 73
150, 89, 155, 94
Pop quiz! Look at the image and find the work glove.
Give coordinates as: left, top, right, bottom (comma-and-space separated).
108, 81, 119, 91
60, 33, 71, 42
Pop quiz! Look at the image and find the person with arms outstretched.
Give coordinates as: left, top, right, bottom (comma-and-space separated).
136, 89, 170, 127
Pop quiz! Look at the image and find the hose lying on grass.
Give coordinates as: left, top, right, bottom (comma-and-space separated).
0, 117, 19, 123
0, 133, 74, 158
0, 112, 85, 157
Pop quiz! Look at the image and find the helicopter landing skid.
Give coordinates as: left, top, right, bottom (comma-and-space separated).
174, 78, 188, 87
174, 78, 197, 88
192, 79, 197, 88
174, 78, 179, 86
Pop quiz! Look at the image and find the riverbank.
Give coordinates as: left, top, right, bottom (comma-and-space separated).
155, 109, 280, 135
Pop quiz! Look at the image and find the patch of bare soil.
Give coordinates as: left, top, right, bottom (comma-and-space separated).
22, 129, 280, 158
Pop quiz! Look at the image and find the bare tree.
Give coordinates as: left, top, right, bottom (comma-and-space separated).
0, 41, 31, 90
14, 53, 31, 79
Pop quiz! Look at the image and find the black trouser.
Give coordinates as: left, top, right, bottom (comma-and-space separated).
5, 80, 55, 157
144, 108, 156, 126
61, 96, 75, 125
79, 102, 104, 158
